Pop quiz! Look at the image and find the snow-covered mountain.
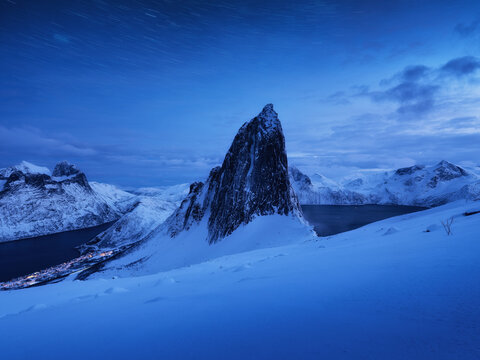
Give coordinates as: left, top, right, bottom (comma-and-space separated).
0, 161, 135, 242
89, 182, 137, 214
79, 184, 190, 253
290, 166, 367, 205
86, 104, 312, 278
291, 160, 480, 206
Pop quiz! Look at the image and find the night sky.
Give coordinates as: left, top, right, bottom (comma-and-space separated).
1, 0, 480, 187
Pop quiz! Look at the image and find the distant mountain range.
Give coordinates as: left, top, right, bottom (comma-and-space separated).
290, 160, 480, 206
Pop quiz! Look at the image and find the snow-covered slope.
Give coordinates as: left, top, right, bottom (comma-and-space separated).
0, 161, 130, 242
131, 183, 190, 203
1, 200, 479, 359
291, 161, 480, 206
92, 214, 313, 278
80, 184, 190, 254
89, 181, 136, 213
290, 166, 367, 205
0, 161, 50, 178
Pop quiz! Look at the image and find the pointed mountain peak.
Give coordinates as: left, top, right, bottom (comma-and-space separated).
165, 104, 302, 243
436, 160, 453, 167
240, 104, 280, 137
259, 103, 276, 118
52, 161, 80, 178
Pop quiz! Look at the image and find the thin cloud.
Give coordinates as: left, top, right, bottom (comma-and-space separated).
440, 56, 480, 77
0, 126, 96, 157
454, 19, 480, 37
333, 56, 480, 117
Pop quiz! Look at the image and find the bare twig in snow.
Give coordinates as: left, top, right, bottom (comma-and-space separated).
441, 217, 454, 235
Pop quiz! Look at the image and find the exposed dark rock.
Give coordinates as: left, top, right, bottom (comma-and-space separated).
53, 161, 81, 177
290, 166, 313, 186
51, 161, 92, 190
434, 160, 468, 180
395, 165, 425, 176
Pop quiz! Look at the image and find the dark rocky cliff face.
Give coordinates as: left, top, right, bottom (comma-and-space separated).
165, 104, 302, 243
52, 161, 92, 189
53, 161, 80, 177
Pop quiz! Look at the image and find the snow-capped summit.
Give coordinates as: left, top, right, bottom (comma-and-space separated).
165, 103, 303, 243
0, 161, 50, 179
247, 103, 279, 133
430, 160, 469, 183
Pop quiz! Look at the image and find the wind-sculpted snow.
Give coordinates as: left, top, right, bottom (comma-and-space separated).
290, 160, 480, 206
165, 104, 303, 243
0, 161, 132, 242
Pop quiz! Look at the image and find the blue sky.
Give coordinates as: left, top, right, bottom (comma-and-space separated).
1, 0, 480, 187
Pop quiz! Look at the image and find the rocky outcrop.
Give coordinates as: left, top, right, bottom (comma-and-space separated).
165, 104, 303, 243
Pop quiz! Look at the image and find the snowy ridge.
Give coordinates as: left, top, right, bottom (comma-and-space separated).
0, 161, 130, 242
0, 161, 50, 178
290, 160, 480, 206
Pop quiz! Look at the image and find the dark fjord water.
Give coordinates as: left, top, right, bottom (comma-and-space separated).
301, 204, 427, 237
0, 222, 114, 282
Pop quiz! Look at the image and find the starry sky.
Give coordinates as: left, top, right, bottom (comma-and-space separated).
1, 0, 480, 187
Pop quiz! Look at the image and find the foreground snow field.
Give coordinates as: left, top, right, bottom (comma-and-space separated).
1, 200, 479, 359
